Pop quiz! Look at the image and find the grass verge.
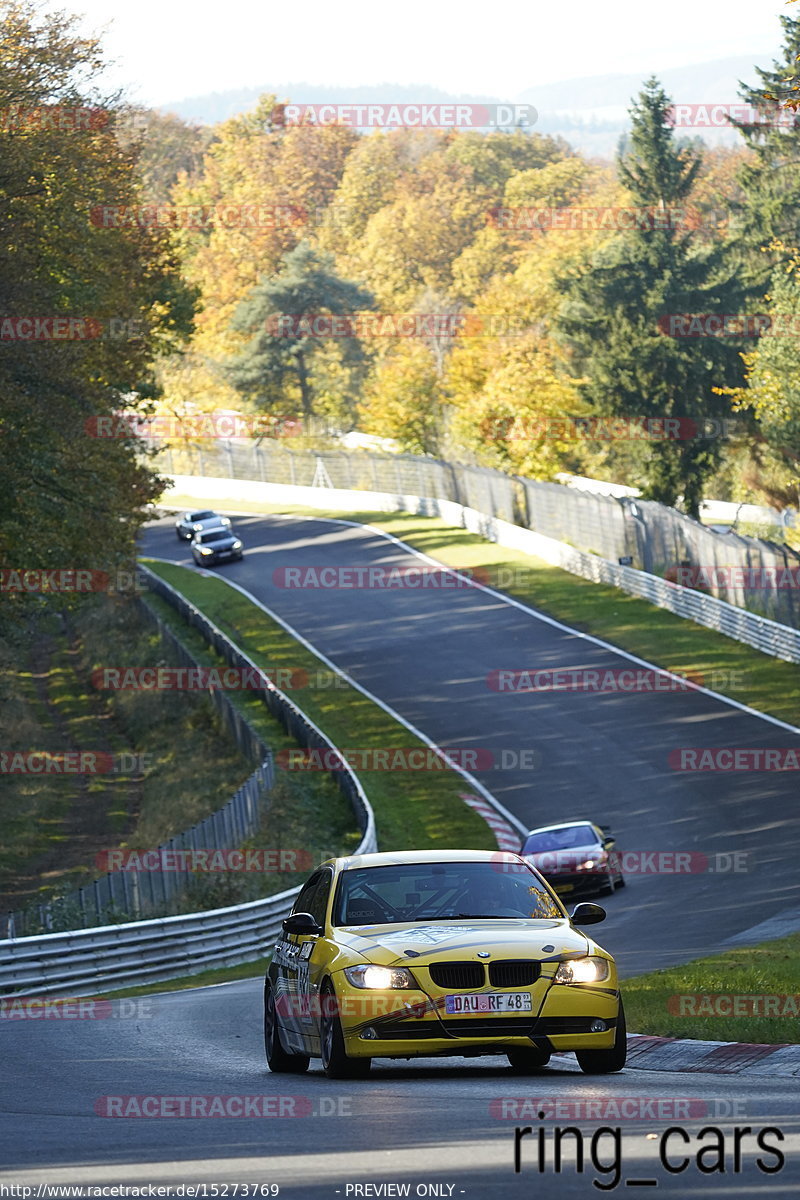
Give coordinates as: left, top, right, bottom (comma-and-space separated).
622, 931, 800, 1044
0, 599, 252, 919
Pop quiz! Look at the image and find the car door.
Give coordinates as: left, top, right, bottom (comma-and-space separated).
274, 869, 333, 1054
297, 868, 334, 1055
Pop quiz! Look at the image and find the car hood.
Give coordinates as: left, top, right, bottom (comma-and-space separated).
334, 919, 591, 966
525, 844, 601, 869
197, 535, 237, 547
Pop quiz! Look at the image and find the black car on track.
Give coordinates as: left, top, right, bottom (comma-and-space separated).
190, 526, 244, 566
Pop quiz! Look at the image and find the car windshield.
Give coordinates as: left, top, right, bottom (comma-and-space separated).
189, 511, 216, 521
200, 529, 231, 543
332, 861, 564, 926
522, 825, 597, 854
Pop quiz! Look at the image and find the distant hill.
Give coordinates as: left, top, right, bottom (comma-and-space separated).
160, 56, 766, 158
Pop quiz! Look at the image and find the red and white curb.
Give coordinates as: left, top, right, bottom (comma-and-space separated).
460, 793, 521, 852
611, 1034, 800, 1077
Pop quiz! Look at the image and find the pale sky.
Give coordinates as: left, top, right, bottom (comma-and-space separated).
52, 0, 786, 107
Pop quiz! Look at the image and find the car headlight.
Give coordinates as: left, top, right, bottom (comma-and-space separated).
232, 540, 242, 549
576, 852, 607, 872
344, 965, 416, 990
554, 957, 610, 984
222, 518, 231, 525
199, 547, 213, 555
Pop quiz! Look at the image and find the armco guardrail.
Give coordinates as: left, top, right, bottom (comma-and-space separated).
0, 888, 298, 998
164, 470, 800, 667
153, 440, 800, 627
431, 497, 800, 665
4, 591, 276, 938
3, 580, 276, 939
3, 761, 273, 940
0, 565, 377, 996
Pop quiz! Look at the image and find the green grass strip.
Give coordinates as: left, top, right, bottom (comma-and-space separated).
623, 931, 800, 1044
142, 559, 494, 854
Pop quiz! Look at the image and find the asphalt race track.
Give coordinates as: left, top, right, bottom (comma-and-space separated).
2, 510, 798, 1197
139, 512, 800, 974
1, 979, 798, 1196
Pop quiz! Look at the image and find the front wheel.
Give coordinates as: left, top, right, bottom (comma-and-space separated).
507, 1047, 551, 1073
320, 983, 371, 1079
575, 1002, 627, 1074
598, 868, 615, 896
264, 983, 309, 1074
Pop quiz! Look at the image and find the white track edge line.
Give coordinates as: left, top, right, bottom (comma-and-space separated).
263, 511, 800, 739
144, 557, 529, 839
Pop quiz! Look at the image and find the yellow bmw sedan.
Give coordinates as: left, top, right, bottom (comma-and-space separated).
264, 849, 625, 1079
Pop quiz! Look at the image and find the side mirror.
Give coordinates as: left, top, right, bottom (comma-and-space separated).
570, 902, 606, 926
282, 912, 323, 936
602, 837, 615, 849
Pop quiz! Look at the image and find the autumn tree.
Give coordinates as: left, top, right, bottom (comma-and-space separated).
732, 14, 800, 284
716, 242, 800, 508
227, 241, 374, 421
0, 1, 194, 575
555, 80, 747, 515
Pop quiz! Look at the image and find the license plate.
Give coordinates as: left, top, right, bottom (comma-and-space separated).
445, 992, 532, 1014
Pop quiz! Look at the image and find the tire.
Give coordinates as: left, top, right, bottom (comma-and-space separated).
507, 1047, 551, 1073
615, 873, 626, 889
575, 1002, 627, 1074
264, 983, 309, 1074
598, 868, 615, 897
320, 982, 371, 1079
